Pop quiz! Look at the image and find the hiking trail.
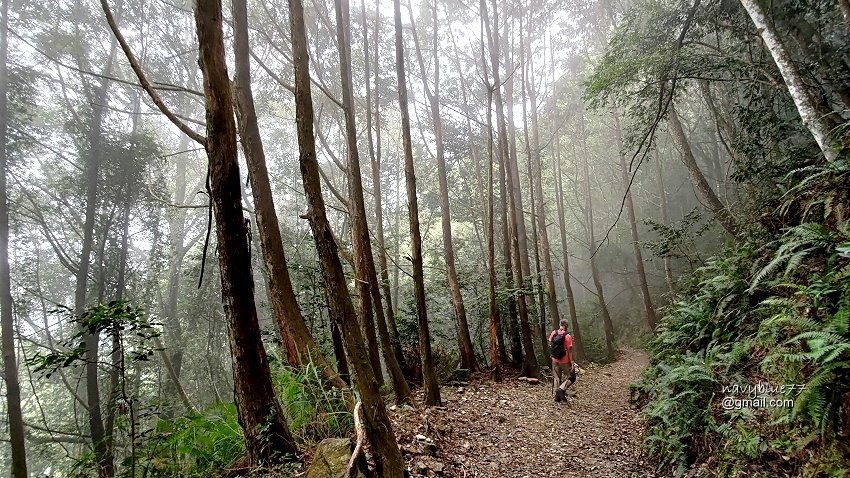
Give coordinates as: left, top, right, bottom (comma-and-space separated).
389, 348, 653, 477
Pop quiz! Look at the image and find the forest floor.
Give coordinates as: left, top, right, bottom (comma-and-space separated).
387, 348, 654, 478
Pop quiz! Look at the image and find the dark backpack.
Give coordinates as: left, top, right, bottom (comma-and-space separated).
550, 331, 566, 359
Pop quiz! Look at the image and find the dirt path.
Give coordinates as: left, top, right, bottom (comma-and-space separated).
390, 348, 653, 477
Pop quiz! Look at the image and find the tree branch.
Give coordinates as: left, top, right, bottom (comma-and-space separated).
100, 0, 207, 146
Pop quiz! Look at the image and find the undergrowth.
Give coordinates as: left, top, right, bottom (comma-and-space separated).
132, 362, 351, 477
634, 157, 850, 477
633, 221, 850, 477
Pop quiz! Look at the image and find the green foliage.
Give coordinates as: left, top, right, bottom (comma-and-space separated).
135, 361, 351, 476
634, 222, 850, 476
641, 208, 711, 267
136, 404, 244, 476
270, 361, 353, 444
26, 300, 161, 378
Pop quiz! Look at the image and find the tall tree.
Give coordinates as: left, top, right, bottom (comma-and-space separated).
287, 0, 406, 472
0, 0, 27, 471
481, 16, 502, 381
483, 0, 539, 378
579, 112, 616, 361
519, 22, 547, 356
231, 0, 343, 388
655, 153, 675, 293
394, 0, 441, 406
739, 0, 839, 161
502, 14, 537, 331
667, 104, 740, 237
333, 0, 413, 400
332, 0, 383, 386
554, 138, 586, 361
362, 0, 408, 377
522, 20, 561, 338
72, 38, 116, 478
613, 113, 658, 333
194, 0, 297, 463
408, 0, 477, 373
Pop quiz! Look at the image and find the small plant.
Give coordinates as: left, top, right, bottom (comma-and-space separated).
270, 360, 353, 445
136, 403, 244, 476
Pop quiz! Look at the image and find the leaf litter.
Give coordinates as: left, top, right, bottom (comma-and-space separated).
387, 348, 655, 477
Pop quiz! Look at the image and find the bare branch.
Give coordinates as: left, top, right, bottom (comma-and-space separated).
100, 0, 207, 146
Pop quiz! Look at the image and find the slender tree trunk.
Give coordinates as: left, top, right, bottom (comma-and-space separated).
231, 0, 344, 389
163, 133, 188, 408
394, 0, 441, 406
332, 0, 384, 386
409, 0, 478, 373
668, 105, 740, 237
519, 40, 547, 358
522, 23, 561, 344
655, 153, 675, 294
363, 0, 409, 378
500, 147, 521, 367
554, 141, 586, 361
194, 0, 297, 464
580, 114, 616, 361
484, 54, 502, 382
502, 19, 536, 328
613, 113, 658, 333
740, 0, 838, 161
335, 0, 411, 398
75, 43, 117, 478
104, 198, 130, 472
526, 152, 547, 359
484, 0, 538, 378
470, 19, 506, 373
0, 0, 26, 470
288, 1, 405, 472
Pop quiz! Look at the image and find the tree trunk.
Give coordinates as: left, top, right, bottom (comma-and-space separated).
473, 16, 504, 379
655, 153, 675, 294
332, 0, 385, 387
162, 133, 189, 415
362, 0, 409, 378
613, 113, 658, 333
484, 0, 539, 378
394, 0, 441, 406
500, 146, 522, 367
232, 0, 344, 389
668, 105, 740, 237
502, 21, 536, 330
523, 23, 561, 345
288, 2, 405, 473
580, 115, 616, 361
740, 0, 838, 161
104, 196, 131, 473
335, 0, 413, 400
0, 0, 27, 470
75, 43, 117, 478
194, 0, 297, 464
554, 140, 586, 361
483, 79, 503, 382
409, 0, 478, 373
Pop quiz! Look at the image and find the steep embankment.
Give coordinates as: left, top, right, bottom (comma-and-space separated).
390, 349, 653, 477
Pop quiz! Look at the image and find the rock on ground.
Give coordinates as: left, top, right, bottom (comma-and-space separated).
306, 437, 366, 478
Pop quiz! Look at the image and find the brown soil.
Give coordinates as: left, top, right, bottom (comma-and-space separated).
388, 348, 654, 478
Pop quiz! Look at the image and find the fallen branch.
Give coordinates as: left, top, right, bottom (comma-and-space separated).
346, 401, 364, 478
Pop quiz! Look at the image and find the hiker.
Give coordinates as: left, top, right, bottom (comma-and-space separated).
549, 319, 575, 402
